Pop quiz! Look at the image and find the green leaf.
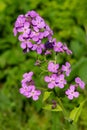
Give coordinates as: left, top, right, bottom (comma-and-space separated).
43, 104, 62, 112
70, 40, 85, 58
78, 61, 87, 83
67, 57, 87, 82
43, 91, 52, 102
0, 1, 6, 12
69, 99, 87, 123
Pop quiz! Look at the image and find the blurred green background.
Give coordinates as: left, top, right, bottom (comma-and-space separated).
0, 0, 87, 130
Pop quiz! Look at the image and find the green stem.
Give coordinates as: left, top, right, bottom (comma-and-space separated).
57, 98, 68, 118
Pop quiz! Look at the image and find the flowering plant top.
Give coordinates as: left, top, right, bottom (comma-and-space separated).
13, 10, 86, 123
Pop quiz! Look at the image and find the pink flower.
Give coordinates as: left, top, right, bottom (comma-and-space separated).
26, 85, 41, 100
21, 72, 33, 87
53, 42, 63, 52
63, 44, 72, 55
30, 31, 44, 42
32, 16, 45, 29
20, 85, 41, 101
32, 42, 44, 54
62, 62, 71, 76
18, 22, 30, 38
55, 74, 66, 88
48, 62, 59, 73
65, 85, 79, 100
25, 10, 39, 18
44, 25, 53, 37
44, 74, 57, 89
75, 77, 85, 89
15, 15, 25, 28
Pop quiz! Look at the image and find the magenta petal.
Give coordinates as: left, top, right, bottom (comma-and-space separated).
44, 76, 50, 82
13, 28, 17, 36
80, 82, 85, 89
32, 44, 37, 50
18, 35, 24, 41
32, 36, 39, 42
27, 42, 32, 48
68, 95, 73, 100
33, 27, 39, 32
26, 94, 32, 98
32, 95, 39, 101
65, 90, 69, 95
20, 42, 26, 49
24, 22, 30, 28
74, 92, 79, 98
75, 77, 81, 83
70, 85, 75, 91
48, 83, 54, 89
37, 48, 42, 54
66, 62, 71, 67
19, 88, 24, 94
58, 83, 64, 88
36, 90, 41, 95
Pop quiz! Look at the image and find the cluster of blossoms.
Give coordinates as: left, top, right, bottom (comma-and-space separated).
13, 10, 72, 55
44, 61, 71, 89
65, 77, 85, 100
13, 10, 53, 54
19, 72, 41, 101
44, 39, 72, 55
45, 61, 85, 100
13, 10, 85, 101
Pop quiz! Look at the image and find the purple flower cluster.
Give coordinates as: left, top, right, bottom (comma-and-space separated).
19, 72, 41, 101
45, 61, 85, 100
13, 10, 53, 54
13, 10, 85, 102
65, 77, 85, 100
44, 61, 71, 89
53, 40, 72, 55
44, 38, 72, 55
13, 10, 72, 55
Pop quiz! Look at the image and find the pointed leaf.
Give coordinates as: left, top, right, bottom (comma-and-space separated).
43, 91, 52, 102
69, 99, 87, 123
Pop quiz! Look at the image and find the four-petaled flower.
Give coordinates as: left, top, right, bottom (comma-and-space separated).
30, 31, 44, 42
44, 74, 57, 89
20, 85, 41, 101
75, 77, 85, 89
32, 16, 45, 29
32, 42, 44, 54
18, 22, 30, 38
63, 44, 72, 55
65, 85, 79, 100
48, 62, 59, 73
53, 42, 63, 52
55, 74, 66, 88
62, 62, 71, 76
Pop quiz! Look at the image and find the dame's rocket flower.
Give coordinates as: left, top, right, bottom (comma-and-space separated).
44, 74, 57, 89
55, 74, 66, 88
20, 85, 41, 101
20, 72, 41, 101
75, 77, 85, 89
62, 62, 71, 76
48, 62, 59, 73
65, 85, 79, 100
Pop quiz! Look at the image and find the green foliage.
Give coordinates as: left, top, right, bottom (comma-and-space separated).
43, 104, 62, 112
69, 99, 87, 123
43, 91, 52, 102
0, 0, 87, 130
